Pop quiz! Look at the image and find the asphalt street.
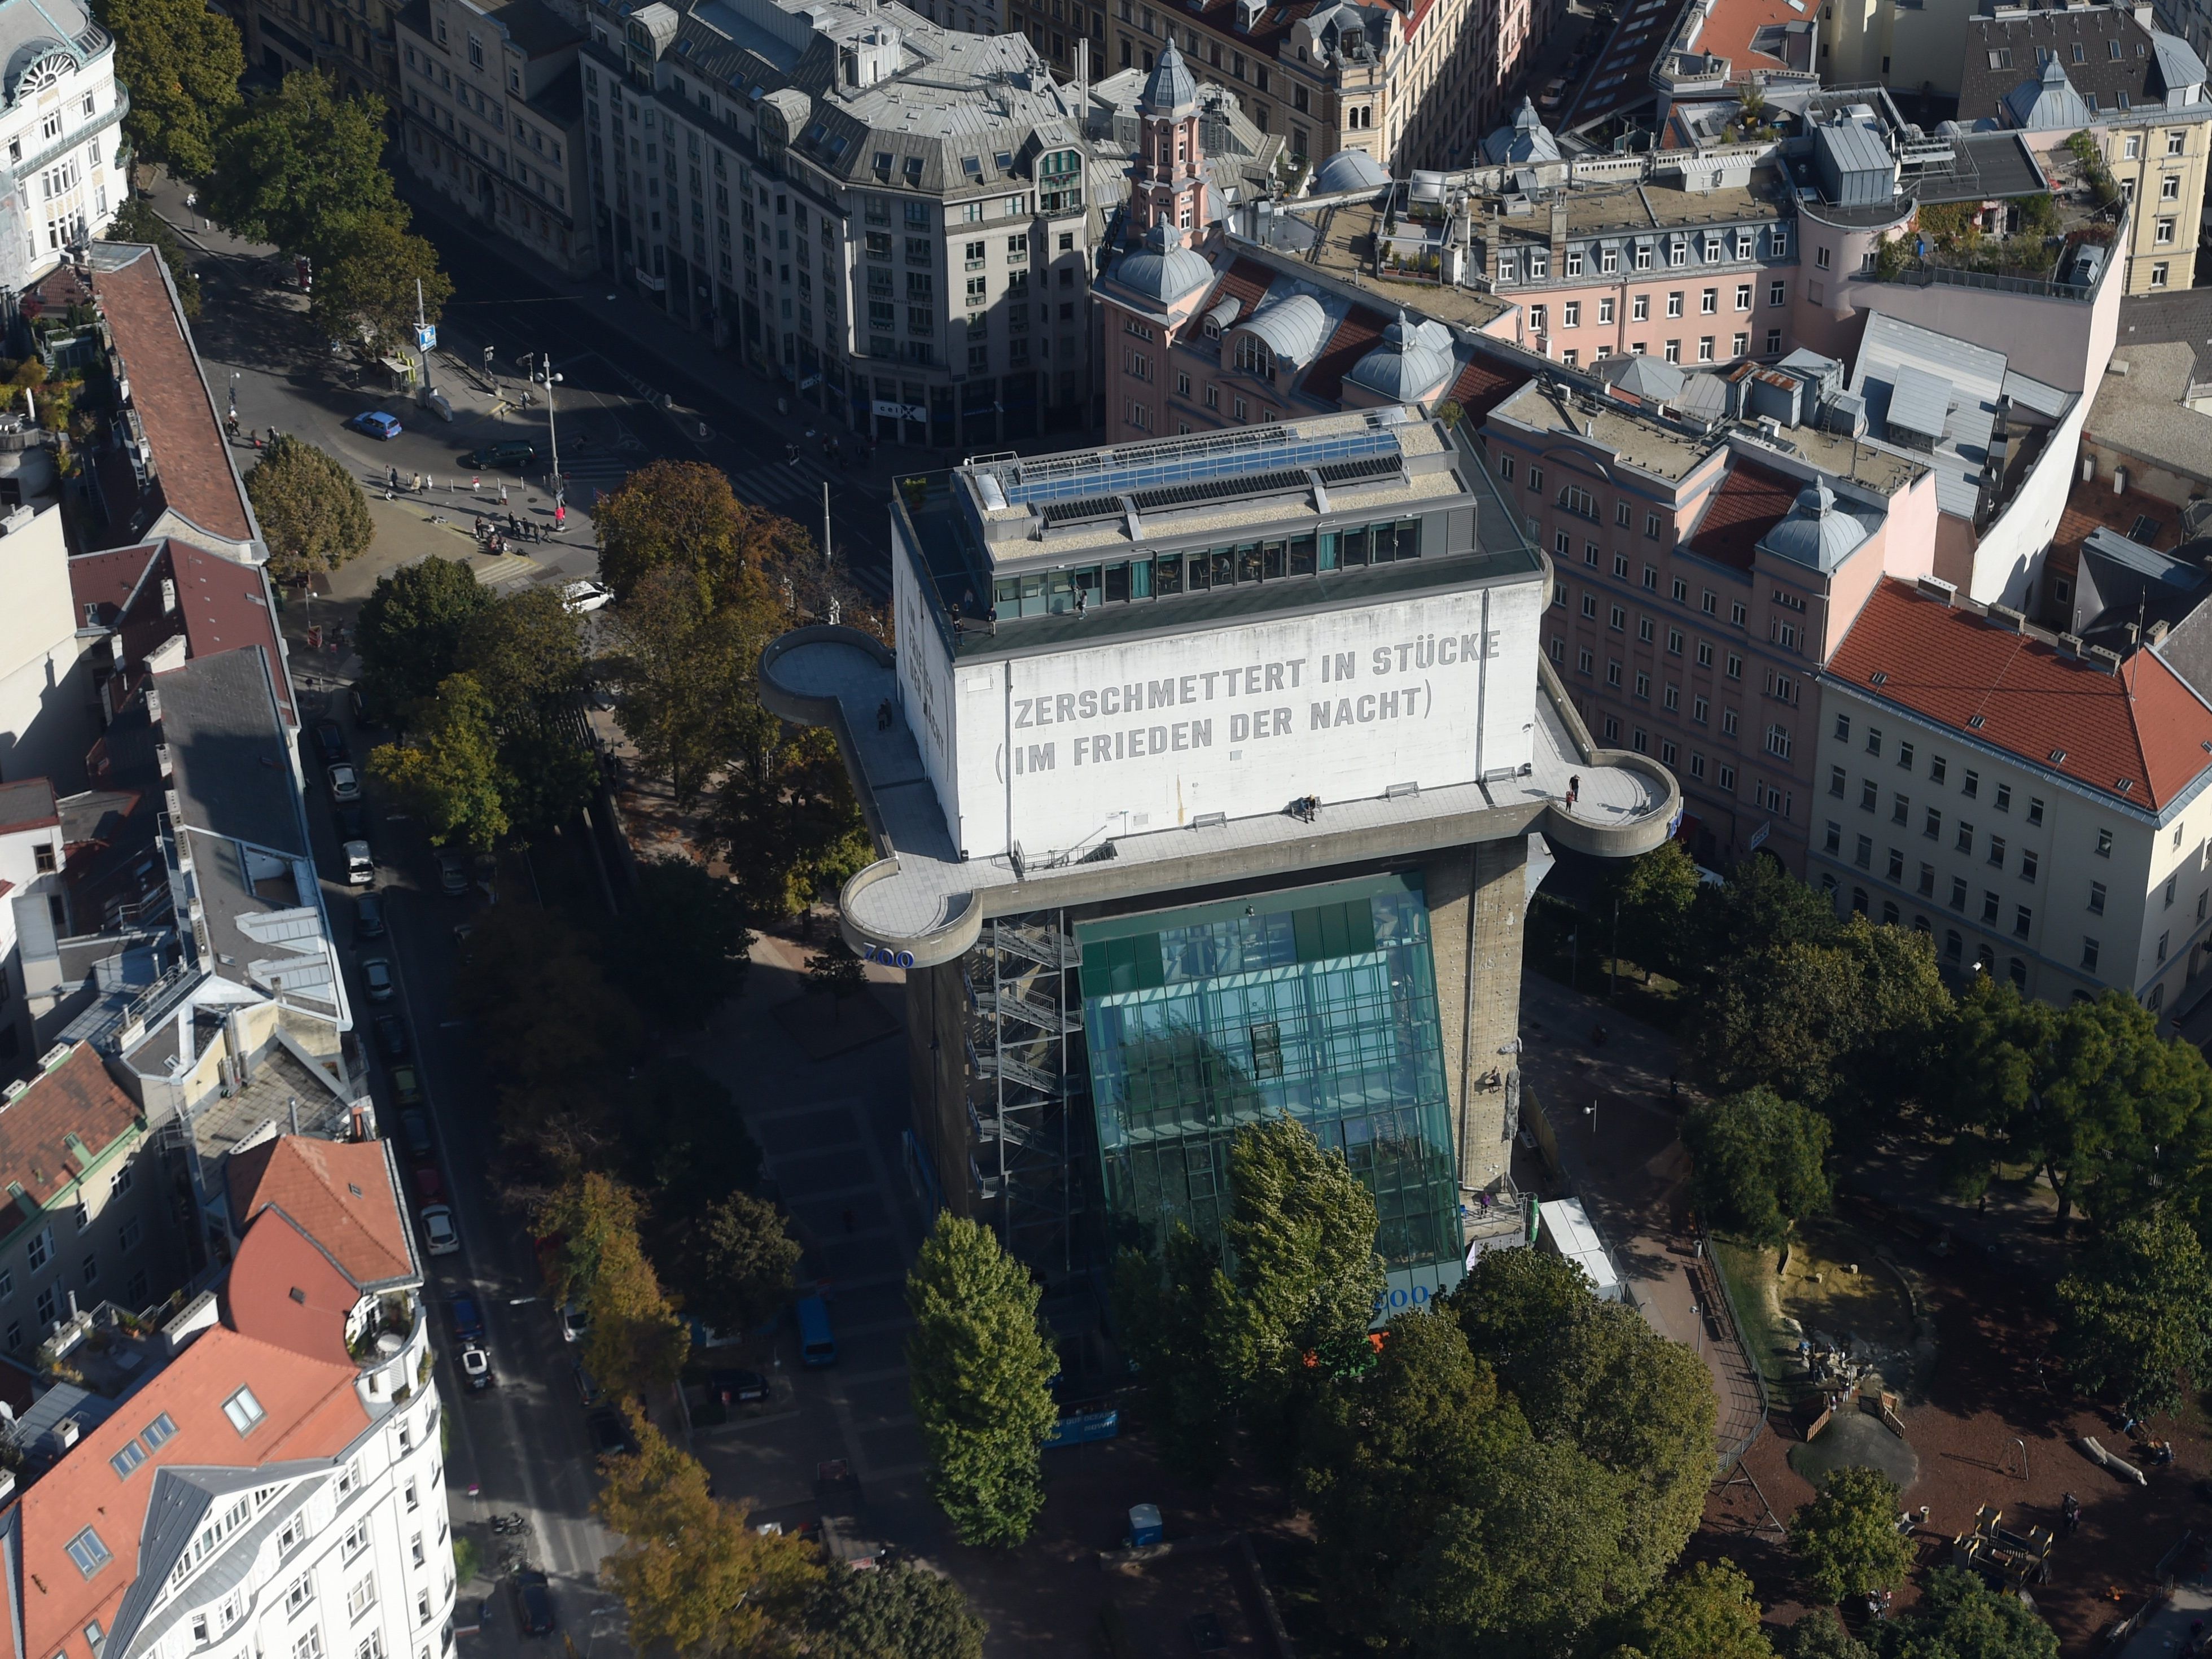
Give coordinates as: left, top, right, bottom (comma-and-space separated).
152, 174, 898, 602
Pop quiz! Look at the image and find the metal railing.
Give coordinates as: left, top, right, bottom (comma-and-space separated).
1701, 1234, 1775, 1473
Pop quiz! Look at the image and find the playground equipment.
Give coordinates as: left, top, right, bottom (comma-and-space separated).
1952, 1504, 2055, 1591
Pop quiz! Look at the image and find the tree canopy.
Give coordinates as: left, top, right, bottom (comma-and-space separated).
1684, 1087, 1833, 1244
597, 459, 804, 604
1110, 1225, 1242, 1485
1788, 1465, 1915, 1604
98, 0, 243, 179
1864, 1566, 2057, 1659
905, 1214, 1059, 1546
1601, 841, 1702, 982
802, 1562, 987, 1659
205, 72, 405, 260
309, 214, 452, 352
595, 1413, 817, 1656
2056, 1210, 2212, 1420
536, 1171, 690, 1399
366, 673, 508, 851
244, 435, 371, 579
356, 557, 493, 723
605, 564, 776, 809
1595, 1559, 1777, 1659
609, 857, 754, 1030
666, 1190, 800, 1340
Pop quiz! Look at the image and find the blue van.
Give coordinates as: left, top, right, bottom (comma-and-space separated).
796, 1295, 836, 1367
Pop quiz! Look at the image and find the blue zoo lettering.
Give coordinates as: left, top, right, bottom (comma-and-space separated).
1370, 1284, 1433, 1314
861, 946, 917, 969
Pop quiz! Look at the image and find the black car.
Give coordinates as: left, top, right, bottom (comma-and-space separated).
375, 1013, 409, 1060
399, 1108, 433, 1159
513, 1569, 556, 1637
463, 440, 538, 471
335, 804, 369, 842
585, 1408, 634, 1456
313, 720, 348, 766
349, 685, 383, 729
355, 892, 386, 940
708, 1368, 770, 1406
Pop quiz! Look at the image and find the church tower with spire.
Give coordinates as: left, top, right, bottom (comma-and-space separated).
1131, 39, 1208, 234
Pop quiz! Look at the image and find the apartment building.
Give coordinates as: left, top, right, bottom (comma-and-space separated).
576, 0, 1099, 445
0, 0, 122, 292
0, 1043, 183, 1359
1050, 0, 1538, 173
395, 0, 595, 277
1955, 3, 2212, 296
2, 1135, 450, 1659
1813, 574, 2212, 1017
238, 0, 402, 101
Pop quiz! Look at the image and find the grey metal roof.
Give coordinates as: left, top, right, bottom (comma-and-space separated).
1346, 312, 1454, 402
1850, 312, 2013, 519
1239, 291, 1329, 364
1311, 147, 1390, 192
14, 1382, 115, 1457
2001, 367, 2071, 419
1479, 98, 1560, 165
1758, 481, 1874, 570
1106, 221, 1214, 305
2151, 29, 2206, 97
1137, 37, 1196, 115
1812, 117, 1891, 178
1887, 364, 1955, 440
113, 1467, 334, 1659
155, 647, 303, 859
1603, 353, 1687, 402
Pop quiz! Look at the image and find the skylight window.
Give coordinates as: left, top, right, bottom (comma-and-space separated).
873, 151, 893, 180
904, 156, 925, 183
109, 1441, 146, 1479
222, 1387, 265, 1435
994, 151, 1014, 169
962, 154, 983, 176
65, 1528, 111, 1578
141, 1411, 177, 1451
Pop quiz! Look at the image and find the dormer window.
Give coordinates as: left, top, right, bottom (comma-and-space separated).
1526, 249, 1548, 278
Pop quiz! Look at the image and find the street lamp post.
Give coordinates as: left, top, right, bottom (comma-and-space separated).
532, 353, 564, 526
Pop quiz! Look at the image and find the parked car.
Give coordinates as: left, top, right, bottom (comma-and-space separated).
513, 1569, 557, 1636
390, 1065, 425, 1109
411, 1162, 443, 1202
796, 1294, 836, 1367
708, 1368, 770, 1407
374, 1013, 409, 1060
362, 957, 396, 1002
336, 803, 369, 842
343, 841, 375, 887
559, 1302, 588, 1344
561, 579, 613, 614
459, 1343, 494, 1390
421, 1205, 459, 1255
355, 892, 387, 940
436, 846, 470, 896
313, 720, 348, 765
462, 440, 537, 470
326, 763, 362, 804
585, 1408, 634, 1456
347, 410, 403, 440
349, 685, 383, 729
572, 1362, 602, 1407
398, 1108, 433, 1159
448, 1294, 487, 1342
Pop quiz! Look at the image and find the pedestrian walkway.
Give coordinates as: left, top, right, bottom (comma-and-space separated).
728, 453, 842, 519
474, 553, 542, 589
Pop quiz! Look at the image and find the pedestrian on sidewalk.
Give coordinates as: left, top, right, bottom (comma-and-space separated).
499, 482, 509, 505
471, 475, 481, 493
388, 465, 399, 491
410, 471, 422, 493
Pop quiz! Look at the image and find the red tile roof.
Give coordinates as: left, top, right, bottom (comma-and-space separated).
1190, 257, 1275, 341
0, 1045, 142, 1240
229, 1137, 417, 1292
1687, 456, 1801, 572
224, 1205, 367, 1365
68, 540, 293, 727
1299, 305, 1390, 404
18, 1288, 365, 1659
1828, 579, 2212, 809
90, 248, 255, 549
1450, 353, 1535, 424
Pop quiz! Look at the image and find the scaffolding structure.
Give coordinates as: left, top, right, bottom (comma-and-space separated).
963, 910, 1085, 1280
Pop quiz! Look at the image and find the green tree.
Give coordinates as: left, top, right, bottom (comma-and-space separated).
106, 199, 203, 318
98, 0, 242, 179
595, 1413, 818, 1655
606, 565, 778, 808
904, 1215, 1059, 1546
1693, 914, 1952, 1131
1601, 840, 1702, 982
1111, 1228, 1242, 1485
1299, 1307, 1510, 1639
708, 726, 873, 921
1942, 983, 2212, 1224
1784, 1609, 1872, 1659
597, 459, 798, 604
2057, 1210, 2212, 1419
610, 857, 754, 1030
1685, 855, 1842, 980
309, 215, 452, 352
366, 673, 508, 851
1684, 1087, 1832, 1244
458, 585, 596, 840
244, 435, 372, 579
803, 1561, 987, 1659
1223, 1117, 1385, 1461
1787, 1465, 1913, 1604
204, 71, 404, 260
356, 557, 493, 724
669, 1191, 801, 1340
614, 1058, 761, 1225
1596, 1560, 1777, 1659
1867, 1566, 2056, 1659
1450, 1247, 1715, 1595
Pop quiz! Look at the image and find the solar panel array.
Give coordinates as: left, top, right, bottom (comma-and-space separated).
989, 418, 1405, 509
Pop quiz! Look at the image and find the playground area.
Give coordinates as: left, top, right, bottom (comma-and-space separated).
1699, 1210, 2211, 1652
1719, 1215, 1928, 1410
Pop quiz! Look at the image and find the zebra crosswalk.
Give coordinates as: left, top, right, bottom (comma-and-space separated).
728, 454, 844, 518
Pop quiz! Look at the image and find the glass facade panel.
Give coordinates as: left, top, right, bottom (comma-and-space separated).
1080, 874, 1461, 1302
